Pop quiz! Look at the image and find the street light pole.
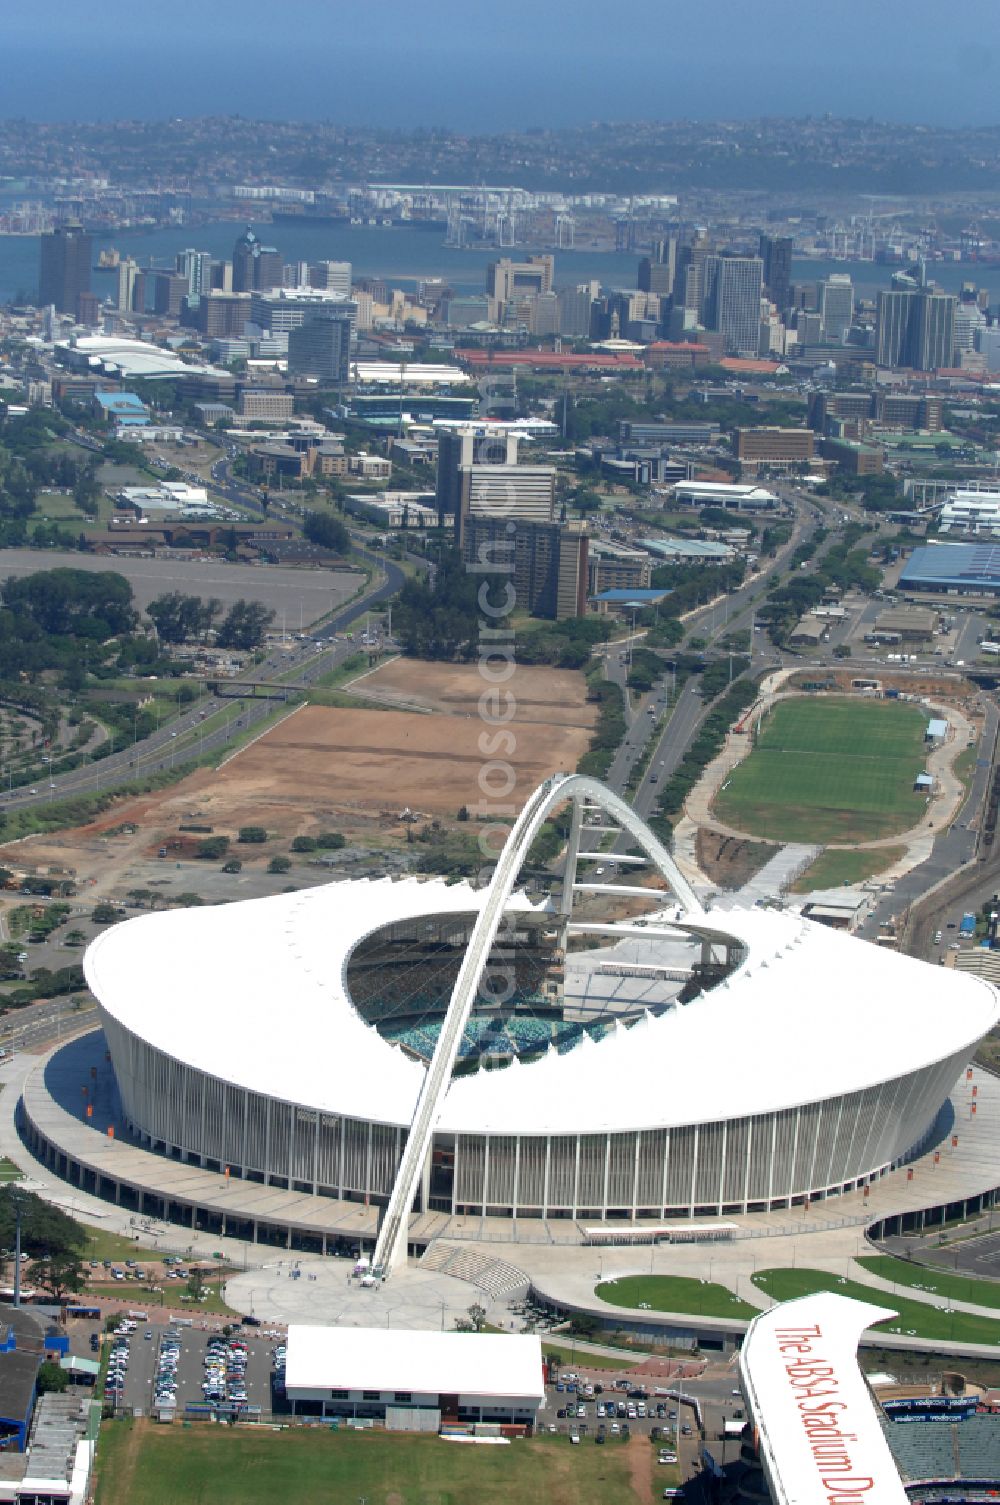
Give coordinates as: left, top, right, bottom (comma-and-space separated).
12, 1192, 23, 1309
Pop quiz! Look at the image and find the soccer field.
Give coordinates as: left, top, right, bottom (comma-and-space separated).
95, 1421, 648, 1505
712, 696, 928, 844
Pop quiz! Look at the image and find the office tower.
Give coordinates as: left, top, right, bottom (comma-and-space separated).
558, 282, 599, 339
638, 237, 676, 297
673, 237, 713, 312
955, 300, 987, 352
197, 292, 252, 338
435, 427, 520, 525
210, 260, 234, 293
876, 288, 957, 370
309, 261, 352, 297
176, 248, 213, 298
817, 274, 854, 343
530, 291, 561, 337
38, 221, 91, 314
286, 307, 354, 384
116, 257, 141, 313
976, 325, 1000, 373
460, 516, 588, 619
249, 288, 356, 335
875, 289, 914, 368
486, 256, 554, 317
709, 255, 764, 356
74, 292, 100, 328
232, 227, 283, 293
154, 272, 188, 318
914, 290, 956, 370
759, 234, 793, 314
284, 261, 310, 288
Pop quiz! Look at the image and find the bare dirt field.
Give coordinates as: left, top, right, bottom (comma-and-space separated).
355, 658, 597, 730
0, 663, 596, 904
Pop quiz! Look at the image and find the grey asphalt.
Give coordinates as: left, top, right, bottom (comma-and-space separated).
0, 547, 363, 622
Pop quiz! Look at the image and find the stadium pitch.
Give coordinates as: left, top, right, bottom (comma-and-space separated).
712, 696, 928, 844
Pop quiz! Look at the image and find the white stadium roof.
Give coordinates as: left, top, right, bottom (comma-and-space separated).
284, 1325, 544, 1402
83, 877, 999, 1138
740, 1293, 909, 1505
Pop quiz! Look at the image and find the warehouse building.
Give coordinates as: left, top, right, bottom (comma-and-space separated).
899, 543, 1000, 597
284, 1326, 544, 1429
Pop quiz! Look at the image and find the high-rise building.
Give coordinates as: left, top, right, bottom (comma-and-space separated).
557, 282, 599, 339
708, 255, 764, 356
435, 427, 520, 525
876, 288, 957, 370
817, 274, 854, 343
38, 222, 91, 314
309, 261, 352, 297
249, 288, 356, 335
116, 257, 142, 313
638, 237, 676, 298
154, 272, 188, 318
461, 515, 588, 619
176, 248, 213, 298
486, 256, 554, 319
286, 307, 354, 385
197, 292, 252, 338
759, 234, 793, 314
673, 237, 713, 313
955, 301, 987, 353
232, 227, 283, 293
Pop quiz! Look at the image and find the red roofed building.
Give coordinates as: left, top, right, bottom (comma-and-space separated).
457, 349, 642, 372
643, 342, 712, 370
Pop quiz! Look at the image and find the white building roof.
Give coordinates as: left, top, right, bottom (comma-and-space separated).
55, 335, 228, 383
284, 1325, 544, 1402
83, 878, 999, 1137
739, 1294, 908, 1505
351, 362, 472, 387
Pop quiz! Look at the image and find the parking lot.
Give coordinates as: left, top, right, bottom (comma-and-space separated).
104, 1317, 285, 1418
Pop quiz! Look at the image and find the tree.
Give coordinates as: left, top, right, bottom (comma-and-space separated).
237, 826, 268, 844
195, 836, 230, 860
0, 1188, 85, 1259
302, 511, 349, 552
29, 1252, 86, 1303
147, 593, 219, 645
91, 902, 125, 926
216, 600, 275, 652
290, 836, 317, 852
36, 1360, 68, 1395
267, 855, 291, 874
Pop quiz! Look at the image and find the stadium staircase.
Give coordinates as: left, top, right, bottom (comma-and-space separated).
419, 1241, 529, 1300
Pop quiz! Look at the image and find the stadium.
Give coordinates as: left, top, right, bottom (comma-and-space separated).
72, 774, 999, 1271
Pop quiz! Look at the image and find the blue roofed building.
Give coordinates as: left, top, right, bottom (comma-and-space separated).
899, 542, 1000, 596
591, 586, 672, 616
92, 391, 149, 429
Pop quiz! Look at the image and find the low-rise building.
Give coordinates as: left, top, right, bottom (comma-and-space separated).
734, 426, 814, 473
348, 453, 393, 481
284, 1325, 544, 1429
237, 389, 294, 422
344, 491, 438, 528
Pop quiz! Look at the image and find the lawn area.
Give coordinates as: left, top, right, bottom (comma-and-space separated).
752, 1268, 1000, 1345
0, 1158, 23, 1182
596, 1274, 758, 1320
80, 1226, 165, 1263
789, 844, 906, 893
87, 1280, 237, 1316
95, 1420, 647, 1505
541, 1340, 637, 1371
713, 696, 927, 843
856, 1253, 1000, 1312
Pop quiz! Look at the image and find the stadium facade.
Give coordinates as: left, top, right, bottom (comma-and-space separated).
82, 775, 998, 1261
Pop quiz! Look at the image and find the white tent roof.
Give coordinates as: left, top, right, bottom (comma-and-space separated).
739, 1293, 909, 1505
285, 1325, 544, 1402
84, 877, 998, 1137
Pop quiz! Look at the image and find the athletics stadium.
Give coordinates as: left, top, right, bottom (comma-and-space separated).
21, 775, 1000, 1274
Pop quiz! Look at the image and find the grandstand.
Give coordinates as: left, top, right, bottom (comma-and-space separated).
882, 1411, 1000, 1495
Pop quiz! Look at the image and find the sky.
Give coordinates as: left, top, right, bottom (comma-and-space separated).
1, 0, 999, 128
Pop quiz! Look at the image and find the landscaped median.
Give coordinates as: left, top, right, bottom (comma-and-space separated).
595, 1274, 758, 1320
751, 1268, 1000, 1345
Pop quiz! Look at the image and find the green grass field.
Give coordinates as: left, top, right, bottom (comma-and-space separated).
790, 844, 906, 893
856, 1253, 1000, 1312
713, 697, 927, 843
596, 1274, 758, 1320
752, 1268, 1000, 1345
95, 1420, 647, 1505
